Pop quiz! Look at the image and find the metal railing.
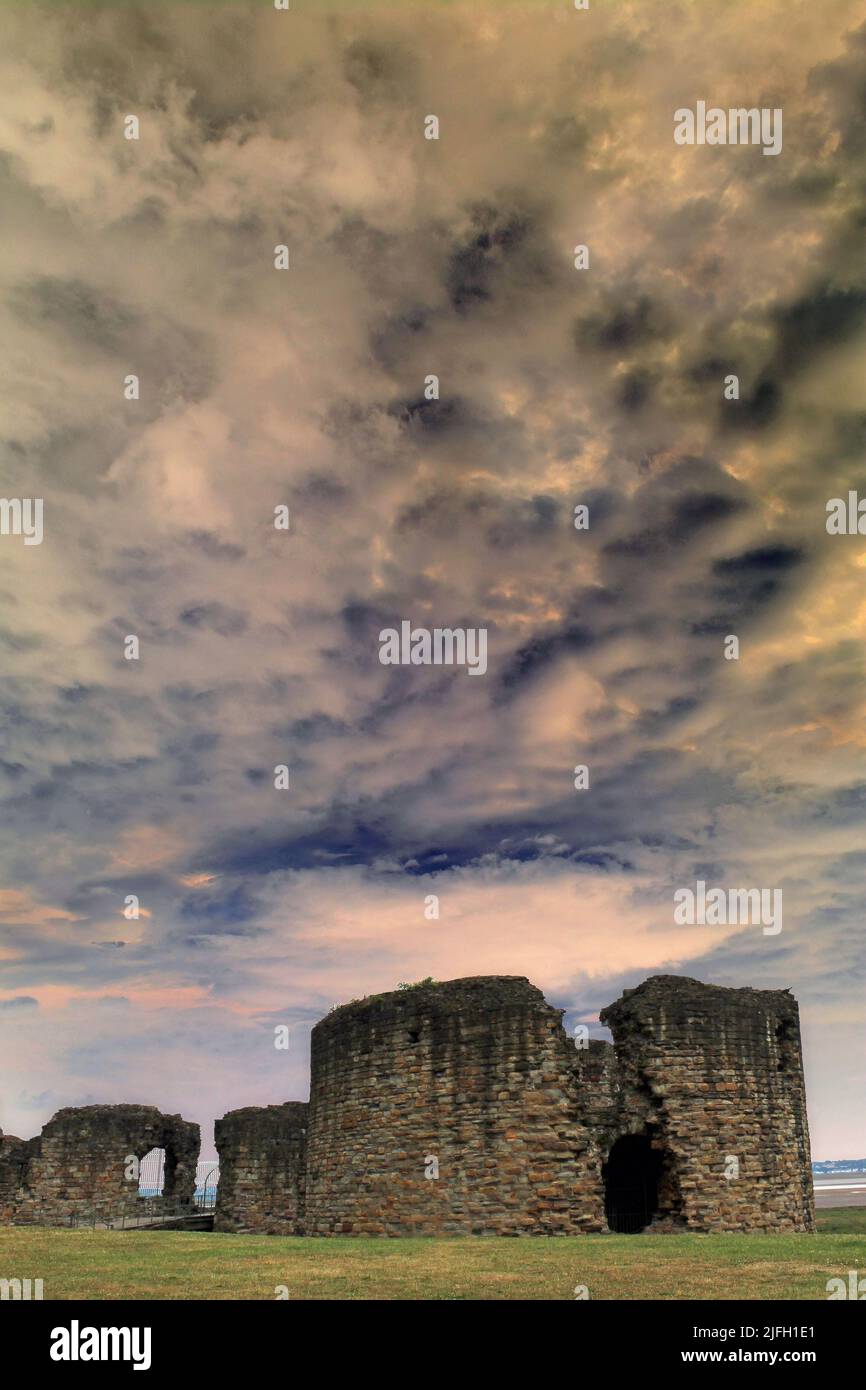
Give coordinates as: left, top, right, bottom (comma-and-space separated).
136, 1158, 219, 1209
54, 1157, 221, 1228
67, 1197, 204, 1230
196, 1166, 219, 1211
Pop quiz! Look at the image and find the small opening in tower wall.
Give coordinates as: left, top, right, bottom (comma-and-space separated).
407, 1029, 420, 1043
602, 1133, 665, 1233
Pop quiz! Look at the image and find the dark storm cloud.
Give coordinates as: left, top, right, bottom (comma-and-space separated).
9, 275, 138, 352
498, 624, 597, 693
343, 36, 418, 104
178, 602, 248, 636
388, 395, 469, 435
577, 291, 674, 354
775, 284, 866, 372
602, 488, 746, 559
446, 202, 555, 313
719, 283, 866, 435
185, 531, 246, 563
369, 304, 432, 369
177, 881, 263, 934
202, 817, 394, 877
810, 20, 866, 157
706, 544, 808, 626
8, 275, 215, 408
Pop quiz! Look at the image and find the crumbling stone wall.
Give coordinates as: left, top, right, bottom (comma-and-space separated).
303, 977, 606, 1236
5, 1105, 199, 1226
4, 974, 814, 1235
600, 976, 815, 1233
0, 1132, 30, 1224
212, 973, 813, 1237
214, 1103, 307, 1234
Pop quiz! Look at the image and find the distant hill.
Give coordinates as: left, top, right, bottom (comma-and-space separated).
812, 1159, 866, 1174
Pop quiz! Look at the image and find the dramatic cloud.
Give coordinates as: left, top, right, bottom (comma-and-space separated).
0, 1, 864, 1160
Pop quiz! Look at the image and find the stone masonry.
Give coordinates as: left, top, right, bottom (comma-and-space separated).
213, 1103, 307, 1235
597, 976, 815, 1232
0, 974, 814, 1234
303, 975, 604, 1236
213, 973, 815, 1236
0, 1105, 199, 1226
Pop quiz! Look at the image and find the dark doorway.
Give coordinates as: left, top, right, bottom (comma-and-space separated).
603, 1133, 664, 1233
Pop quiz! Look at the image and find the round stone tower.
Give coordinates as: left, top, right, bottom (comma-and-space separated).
303, 975, 606, 1236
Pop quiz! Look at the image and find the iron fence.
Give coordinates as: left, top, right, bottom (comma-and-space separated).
195, 1165, 219, 1211
67, 1197, 200, 1230
605, 1184, 655, 1234
135, 1154, 219, 1209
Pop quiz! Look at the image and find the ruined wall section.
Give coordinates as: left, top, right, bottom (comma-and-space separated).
574, 1035, 674, 1142
214, 1103, 307, 1234
8, 1105, 199, 1226
304, 976, 606, 1236
601, 975, 815, 1232
1, 975, 815, 1236
0, 1132, 34, 1224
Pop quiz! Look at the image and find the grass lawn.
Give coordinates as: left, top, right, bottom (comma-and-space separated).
2, 1208, 864, 1300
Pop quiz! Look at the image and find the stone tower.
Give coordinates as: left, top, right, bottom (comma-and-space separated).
597, 975, 814, 1232
302, 975, 606, 1235
1, 973, 814, 1234
212, 972, 814, 1236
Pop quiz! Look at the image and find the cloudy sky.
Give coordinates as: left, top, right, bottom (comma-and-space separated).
1, 0, 864, 1160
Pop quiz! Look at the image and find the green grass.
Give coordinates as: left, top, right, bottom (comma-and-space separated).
1, 1209, 864, 1300
813, 1205, 866, 1235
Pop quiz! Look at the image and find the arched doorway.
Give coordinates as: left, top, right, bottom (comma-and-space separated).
603, 1133, 664, 1233
138, 1147, 166, 1198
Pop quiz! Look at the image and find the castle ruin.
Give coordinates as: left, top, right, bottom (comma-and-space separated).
0, 1105, 199, 1227
0, 975, 815, 1235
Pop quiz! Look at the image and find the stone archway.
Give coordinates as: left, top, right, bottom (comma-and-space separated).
602, 1132, 665, 1233
137, 1146, 166, 1197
